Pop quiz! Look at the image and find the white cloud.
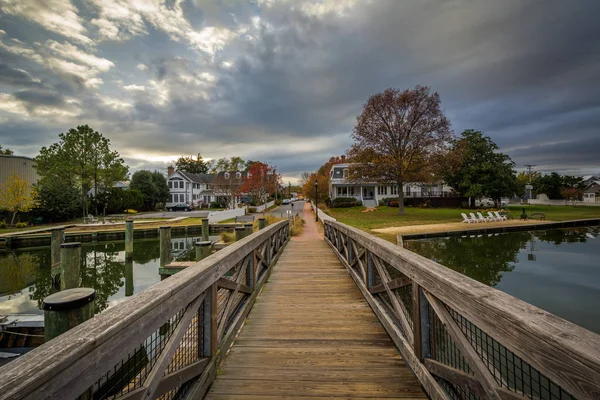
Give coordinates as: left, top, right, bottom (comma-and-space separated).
137, 63, 148, 71
123, 84, 146, 91
0, 33, 114, 89
88, 0, 235, 56
0, 0, 92, 44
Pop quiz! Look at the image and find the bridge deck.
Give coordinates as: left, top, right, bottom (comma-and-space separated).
206, 206, 426, 399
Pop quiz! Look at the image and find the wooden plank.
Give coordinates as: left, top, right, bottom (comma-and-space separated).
370, 276, 412, 294
218, 277, 252, 294
206, 228, 426, 400
325, 220, 600, 400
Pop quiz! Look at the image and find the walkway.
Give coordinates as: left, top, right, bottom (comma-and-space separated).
205, 204, 426, 399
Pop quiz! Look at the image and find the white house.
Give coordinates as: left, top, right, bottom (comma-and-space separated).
167, 167, 216, 207
328, 163, 453, 207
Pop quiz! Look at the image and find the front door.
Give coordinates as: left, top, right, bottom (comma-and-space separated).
363, 187, 374, 199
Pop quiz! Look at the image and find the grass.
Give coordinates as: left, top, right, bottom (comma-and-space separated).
326, 204, 600, 232
290, 216, 305, 236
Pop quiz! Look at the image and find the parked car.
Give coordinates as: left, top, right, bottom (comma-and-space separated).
168, 203, 193, 211
282, 199, 290, 205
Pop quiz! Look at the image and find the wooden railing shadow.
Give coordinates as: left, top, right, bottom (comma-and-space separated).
0, 220, 291, 400
324, 220, 600, 400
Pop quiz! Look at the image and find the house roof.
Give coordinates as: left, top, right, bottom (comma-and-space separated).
176, 171, 215, 183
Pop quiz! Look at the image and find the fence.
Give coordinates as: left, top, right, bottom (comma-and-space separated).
207, 208, 245, 223
0, 220, 291, 400
255, 200, 275, 213
529, 199, 600, 207
323, 220, 600, 400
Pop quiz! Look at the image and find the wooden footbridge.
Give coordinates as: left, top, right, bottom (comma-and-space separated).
1, 204, 599, 400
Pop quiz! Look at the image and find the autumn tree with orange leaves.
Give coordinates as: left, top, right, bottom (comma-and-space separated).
241, 162, 281, 205
301, 156, 345, 205
0, 172, 38, 226
348, 86, 452, 215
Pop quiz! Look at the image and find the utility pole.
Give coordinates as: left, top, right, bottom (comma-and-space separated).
524, 164, 536, 183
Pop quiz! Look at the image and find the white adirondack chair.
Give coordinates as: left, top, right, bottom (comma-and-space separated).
461, 213, 475, 223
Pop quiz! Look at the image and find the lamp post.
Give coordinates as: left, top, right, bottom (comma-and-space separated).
314, 179, 319, 222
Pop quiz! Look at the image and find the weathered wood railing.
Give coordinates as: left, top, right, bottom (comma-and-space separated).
324, 220, 600, 400
0, 220, 291, 400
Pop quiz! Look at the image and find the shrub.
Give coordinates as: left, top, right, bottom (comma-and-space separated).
0, 220, 7, 229
220, 231, 236, 243
389, 200, 399, 207
248, 207, 257, 213
155, 202, 165, 210
331, 197, 361, 208
379, 197, 398, 206
210, 201, 221, 209
290, 216, 305, 236
15, 222, 28, 228
124, 209, 138, 214
274, 199, 282, 206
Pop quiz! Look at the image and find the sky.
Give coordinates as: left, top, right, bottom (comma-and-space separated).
0, 0, 599, 184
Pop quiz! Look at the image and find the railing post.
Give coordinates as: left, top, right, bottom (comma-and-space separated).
201, 284, 218, 358
195, 241, 212, 261
337, 230, 343, 253
265, 236, 272, 266
60, 242, 81, 290
247, 251, 256, 290
202, 218, 210, 242
412, 283, 431, 360
367, 250, 374, 290
347, 235, 354, 264
159, 226, 172, 268
43, 288, 95, 342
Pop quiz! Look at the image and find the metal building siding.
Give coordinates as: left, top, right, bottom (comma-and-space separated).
0, 155, 40, 187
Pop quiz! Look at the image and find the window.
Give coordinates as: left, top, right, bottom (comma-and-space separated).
179, 194, 185, 202
391, 185, 398, 195
337, 187, 348, 196
179, 181, 184, 189
224, 172, 230, 179
377, 186, 388, 196
168, 181, 172, 188
236, 172, 242, 179
348, 187, 355, 196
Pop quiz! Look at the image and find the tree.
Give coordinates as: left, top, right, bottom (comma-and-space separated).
0, 144, 14, 155
241, 162, 280, 205
130, 170, 169, 211
34, 125, 128, 217
441, 130, 516, 208
348, 86, 452, 215
175, 153, 209, 174
533, 173, 583, 200
515, 171, 541, 198
301, 156, 345, 204
209, 157, 246, 173
34, 176, 81, 221
0, 172, 37, 225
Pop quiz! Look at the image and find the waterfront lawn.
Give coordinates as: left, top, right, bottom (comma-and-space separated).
326, 204, 600, 231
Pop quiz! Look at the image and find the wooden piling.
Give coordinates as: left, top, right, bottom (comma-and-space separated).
43, 288, 95, 341
195, 241, 212, 261
159, 226, 172, 268
258, 218, 266, 230
125, 220, 134, 253
235, 226, 245, 241
202, 218, 209, 242
51, 228, 63, 281
125, 254, 133, 297
60, 242, 81, 290
244, 223, 253, 236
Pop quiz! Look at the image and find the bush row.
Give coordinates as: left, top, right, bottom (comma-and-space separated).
331, 197, 362, 208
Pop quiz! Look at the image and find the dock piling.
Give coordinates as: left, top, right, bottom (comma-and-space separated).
60, 242, 81, 290
125, 220, 134, 253
235, 226, 245, 241
159, 226, 172, 268
43, 288, 95, 341
258, 218, 266, 230
202, 218, 209, 241
195, 241, 212, 261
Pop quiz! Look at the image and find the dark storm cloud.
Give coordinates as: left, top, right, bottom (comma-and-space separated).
0, 63, 42, 87
0, 0, 599, 179
13, 88, 66, 107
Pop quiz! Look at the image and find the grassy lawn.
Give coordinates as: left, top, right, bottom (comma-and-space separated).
326, 204, 600, 232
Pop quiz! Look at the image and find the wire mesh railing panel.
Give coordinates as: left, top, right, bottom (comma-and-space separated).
446, 307, 576, 400
79, 309, 185, 400
429, 304, 473, 375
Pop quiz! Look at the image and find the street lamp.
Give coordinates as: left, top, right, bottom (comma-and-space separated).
314, 179, 319, 222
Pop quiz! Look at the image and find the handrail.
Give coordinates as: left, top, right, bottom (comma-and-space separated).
324, 220, 600, 400
0, 220, 291, 400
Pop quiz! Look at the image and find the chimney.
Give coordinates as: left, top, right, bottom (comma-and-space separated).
167, 165, 174, 176
341, 155, 346, 163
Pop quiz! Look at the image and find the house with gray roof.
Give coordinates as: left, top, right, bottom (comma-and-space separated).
167, 166, 216, 207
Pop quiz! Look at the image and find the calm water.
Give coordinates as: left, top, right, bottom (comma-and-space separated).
407, 225, 600, 333
0, 234, 221, 316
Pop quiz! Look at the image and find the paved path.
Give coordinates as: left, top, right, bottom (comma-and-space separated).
205, 203, 426, 399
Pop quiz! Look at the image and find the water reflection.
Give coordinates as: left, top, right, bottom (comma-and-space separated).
0, 235, 220, 316
407, 226, 600, 333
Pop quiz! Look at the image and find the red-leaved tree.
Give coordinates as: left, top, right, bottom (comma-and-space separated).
241, 162, 280, 205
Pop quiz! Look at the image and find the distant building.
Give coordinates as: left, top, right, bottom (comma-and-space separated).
0, 155, 39, 189
167, 166, 216, 207
328, 163, 453, 207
